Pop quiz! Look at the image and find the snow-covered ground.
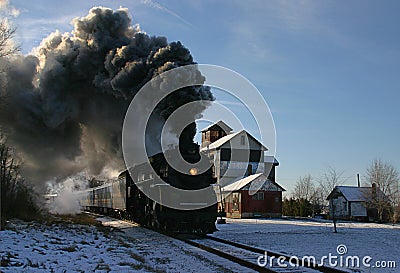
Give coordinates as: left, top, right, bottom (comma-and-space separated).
1, 215, 398, 272
0, 215, 253, 273
214, 218, 400, 272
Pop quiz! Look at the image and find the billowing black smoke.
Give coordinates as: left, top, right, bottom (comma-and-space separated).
0, 7, 213, 189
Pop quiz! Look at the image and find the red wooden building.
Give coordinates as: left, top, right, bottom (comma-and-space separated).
221, 173, 285, 218
200, 121, 285, 218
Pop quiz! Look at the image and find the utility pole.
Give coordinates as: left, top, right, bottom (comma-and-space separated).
331, 191, 339, 233
332, 203, 337, 233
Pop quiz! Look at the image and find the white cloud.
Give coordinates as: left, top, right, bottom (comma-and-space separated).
0, 0, 20, 17
0, 0, 8, 8
142, 0, 193, 28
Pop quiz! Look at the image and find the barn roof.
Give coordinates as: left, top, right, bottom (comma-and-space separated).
201, 120, 233, 133
221, 173, 285, 192
327, 185, 390, 202
327, 186, 370, 202
202, 130, 240, 150
200, 130, 267, 151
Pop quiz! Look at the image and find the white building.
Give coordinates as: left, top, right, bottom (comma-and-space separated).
200, 121, 284, 218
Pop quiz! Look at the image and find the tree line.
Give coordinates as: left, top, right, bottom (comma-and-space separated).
283, 161, 400, 223
283, 168, 342, 218
0, 138, 41, 226
0, 19, 41, 230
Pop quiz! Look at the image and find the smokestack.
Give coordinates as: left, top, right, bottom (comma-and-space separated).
0, 7, 213, 191
357, 173, 360, 187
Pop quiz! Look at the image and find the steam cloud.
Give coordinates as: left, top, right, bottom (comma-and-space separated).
0, 7, 213, 191
46, 174, 88, 214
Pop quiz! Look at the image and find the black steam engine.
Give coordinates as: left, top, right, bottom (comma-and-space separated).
78, 143, 218, 234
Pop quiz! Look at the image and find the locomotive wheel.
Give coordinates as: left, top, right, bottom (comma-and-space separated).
147, 209, 160, 229
160, 218, 171, 231
151, 213, 160, 229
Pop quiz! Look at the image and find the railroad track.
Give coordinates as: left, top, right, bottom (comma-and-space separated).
87, 212, 349, 273
170, 234, 350, 273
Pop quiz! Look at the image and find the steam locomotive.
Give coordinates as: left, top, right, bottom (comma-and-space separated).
78, 143, 218, 234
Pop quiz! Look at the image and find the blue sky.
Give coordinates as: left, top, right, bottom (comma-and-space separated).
4, 0, 400, 192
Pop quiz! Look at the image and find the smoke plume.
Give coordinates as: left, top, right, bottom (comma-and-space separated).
0, 7, 213, 191
46, 174, 88, 215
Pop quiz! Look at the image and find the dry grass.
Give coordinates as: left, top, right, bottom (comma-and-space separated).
39, 213, 106, 232
54, 213, 102, 226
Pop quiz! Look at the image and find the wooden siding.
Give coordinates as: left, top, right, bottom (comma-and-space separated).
224, 190, 282, 218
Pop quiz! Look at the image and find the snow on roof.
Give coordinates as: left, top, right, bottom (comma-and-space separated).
222, 173, 264, 192
200, 130, 241, 151
221, 173, 285, 192
200, 120, 233, 132
334, 186, 370, 202
264, 155, 279, 165
200, 130, 267, 151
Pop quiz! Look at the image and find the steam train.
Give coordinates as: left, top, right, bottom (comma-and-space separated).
78, 143, 218, 234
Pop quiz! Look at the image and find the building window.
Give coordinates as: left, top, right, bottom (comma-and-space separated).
241, 135, 245, 145
252, 192, 264, 200
275, 196, 279, 203
211, 131, 219, 137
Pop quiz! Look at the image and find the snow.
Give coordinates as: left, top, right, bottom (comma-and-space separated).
333, 186, 370, 202
0, 220, 150, 272
214, 218, 400, 272
0, 216, 254, 272
200, 121, 232, 133
222, 173, 264, 192
1, 215, 398, 272
221, 173, 283, 193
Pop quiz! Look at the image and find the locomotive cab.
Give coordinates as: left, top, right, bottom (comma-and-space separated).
126, 142, 218, 234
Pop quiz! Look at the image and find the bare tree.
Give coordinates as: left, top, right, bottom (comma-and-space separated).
364, 159, 399, 223
311, 185, 325, 214
318, 167, 345, 201
0, 19, 19, 58
0, 136, 19, 230
316, 167, 345, 232
291, 175, 319, 217
392, 191, 400, 223
293, 174, 314, 200
0, 135, 41, 230
0, 20, 19, 228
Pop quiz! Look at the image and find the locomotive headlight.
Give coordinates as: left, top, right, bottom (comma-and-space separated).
189, 168, 198, 176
